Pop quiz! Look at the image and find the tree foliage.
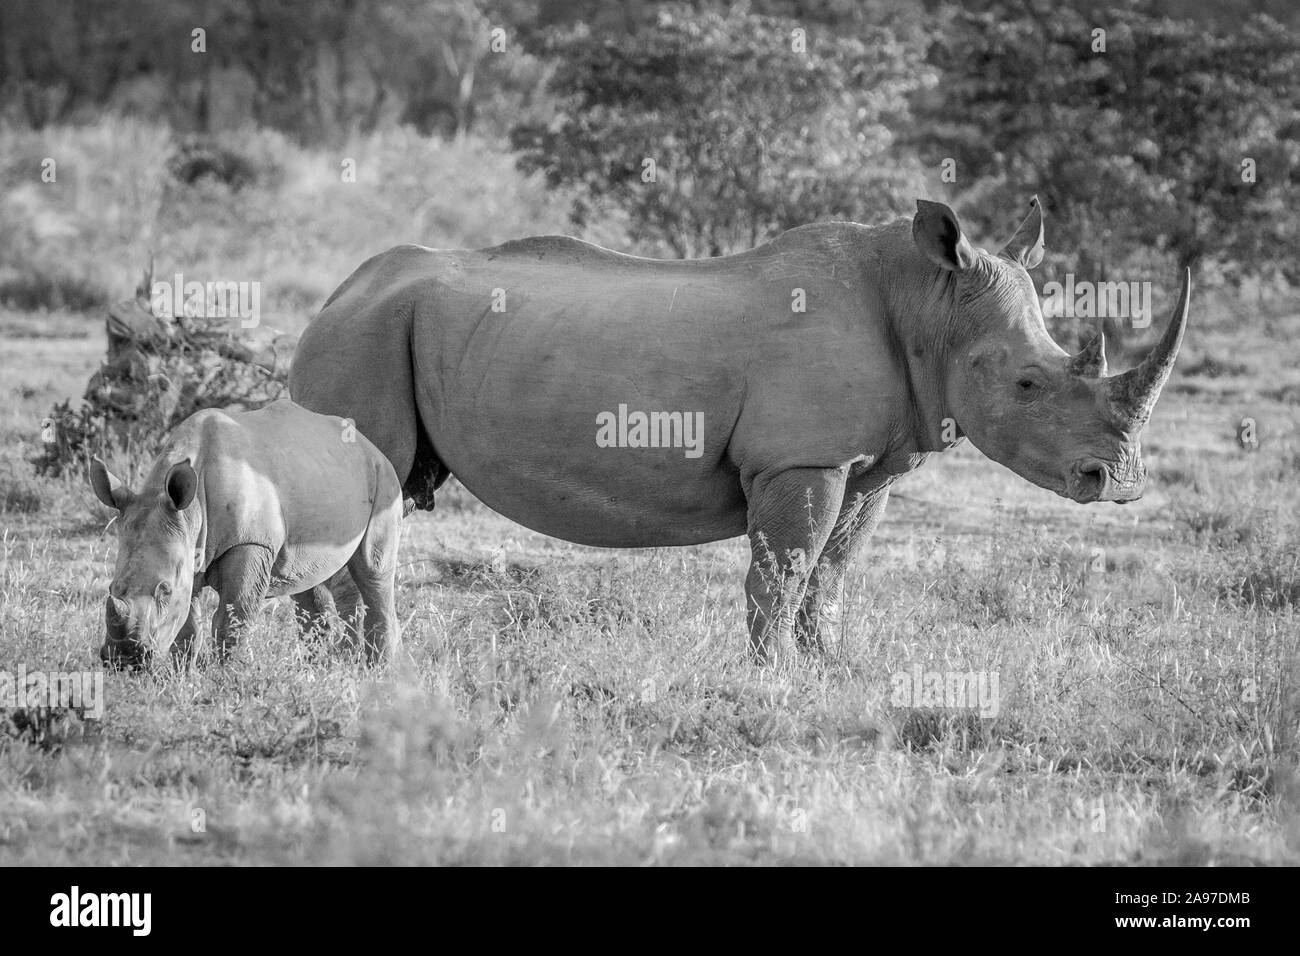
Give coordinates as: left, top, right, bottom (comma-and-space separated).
511, 6, 931, 256
2, 0, 1296, 285
910, 1, 1300, 283
0, 0, 550, 142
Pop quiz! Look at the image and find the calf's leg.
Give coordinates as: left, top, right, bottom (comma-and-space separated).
170, 577, 206, 664
291, 582, 336, 637
327, 568, 366, 644
206, 544, 273, 661
346, 504, 402, 665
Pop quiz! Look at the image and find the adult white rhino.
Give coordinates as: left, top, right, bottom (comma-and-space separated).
289, 198, 1189, 659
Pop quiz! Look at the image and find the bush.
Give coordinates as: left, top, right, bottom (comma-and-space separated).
166, 135, 261, 190
32, 272, 288, 479
1221, 522, 1300, 610
0, 459, 45, 513
0, 268, 107, 312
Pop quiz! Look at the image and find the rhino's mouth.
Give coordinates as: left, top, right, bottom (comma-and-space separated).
98, 632, 148, 676
100, 637, 148, 671
1067, 458, 1145, 504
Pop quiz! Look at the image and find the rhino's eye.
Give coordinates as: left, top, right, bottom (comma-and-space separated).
1017, 379, 1040, 394
155, 582, 173, 606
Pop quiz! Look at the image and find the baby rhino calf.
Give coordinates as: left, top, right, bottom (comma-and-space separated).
90, 399, 402, 668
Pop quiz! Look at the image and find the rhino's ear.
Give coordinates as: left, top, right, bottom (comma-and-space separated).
164, 459, 198, 511
90, 456, 132, 511
997, 196, 1045, 268
913, 200, 977, 273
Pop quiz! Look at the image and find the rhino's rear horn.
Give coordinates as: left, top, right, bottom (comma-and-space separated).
1105, 269, 1191, 428
997, 196, 1045, 269
1068, 326, 1108, 378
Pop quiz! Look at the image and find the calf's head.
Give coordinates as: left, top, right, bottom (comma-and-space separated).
90, 457, 199, 667
913, 198, 1189, 504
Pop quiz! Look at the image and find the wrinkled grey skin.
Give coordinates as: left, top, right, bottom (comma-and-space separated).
91, 399, 402, 668
289, 198, 1189, 661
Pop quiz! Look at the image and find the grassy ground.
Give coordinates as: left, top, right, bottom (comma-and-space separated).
1, 122, 1298, 864
2, 290, 1298, 865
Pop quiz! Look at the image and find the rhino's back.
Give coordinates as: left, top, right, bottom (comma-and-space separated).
333, 222, 878, 318
462, 225, 873, 311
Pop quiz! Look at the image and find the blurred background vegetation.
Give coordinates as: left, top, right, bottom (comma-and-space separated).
1, 0, 1297, 324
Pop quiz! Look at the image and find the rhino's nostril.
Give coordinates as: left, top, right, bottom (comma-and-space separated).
1076, 462, 1106, 497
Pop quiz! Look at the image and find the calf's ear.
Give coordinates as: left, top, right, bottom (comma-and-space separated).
90, 456, 132, 511
164, 459, 198, 511
913, 199, 977, 273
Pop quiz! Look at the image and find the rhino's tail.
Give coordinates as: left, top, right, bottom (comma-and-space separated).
405, 399, 449, 510
289, 246, 448, 510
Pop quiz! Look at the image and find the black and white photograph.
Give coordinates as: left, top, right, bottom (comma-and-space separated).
0, 0, 1297, 896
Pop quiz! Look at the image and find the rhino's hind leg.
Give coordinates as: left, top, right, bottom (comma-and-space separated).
207, 544, 274, 661
345, 567, 398, 665
319, 569, 365, 646
743, 466, 848, 663
795, 481, 891, 654
291, 581, 337, 640
345, 502, 403, 665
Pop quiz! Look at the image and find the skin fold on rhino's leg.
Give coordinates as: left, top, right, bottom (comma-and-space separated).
744, 465, 849, 663
795, 479, 892, 654
207, 544, 274, 661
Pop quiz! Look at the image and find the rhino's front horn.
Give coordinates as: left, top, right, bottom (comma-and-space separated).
1068, 326, 1108, 378
1106, 268, 1191, 428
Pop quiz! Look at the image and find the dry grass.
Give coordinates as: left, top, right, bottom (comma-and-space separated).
3, 315, 1299, 863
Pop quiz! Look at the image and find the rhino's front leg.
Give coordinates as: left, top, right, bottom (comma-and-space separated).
207, 544, 273, 660
744, 465, 848, 662
796, 481, 892, 653
170, 576, 206, 664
